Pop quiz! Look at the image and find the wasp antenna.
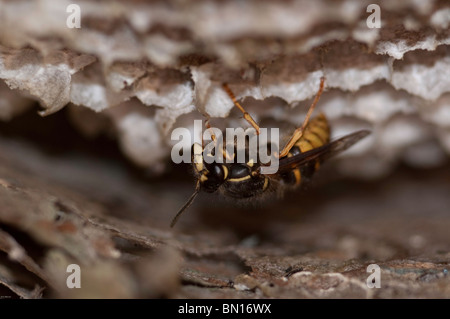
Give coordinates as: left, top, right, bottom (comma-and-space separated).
170, 182, 201, 228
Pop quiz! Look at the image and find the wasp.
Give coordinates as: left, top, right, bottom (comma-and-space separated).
170, 77, 370, 227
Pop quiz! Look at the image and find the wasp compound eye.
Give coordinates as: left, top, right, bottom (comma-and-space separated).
201, 164, 225, 193
204, 162, 225, 179
211, 164, 224, 180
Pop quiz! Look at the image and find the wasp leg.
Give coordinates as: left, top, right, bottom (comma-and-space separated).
203, 116, 216, 146
202, 113, 233, 161
278, 76, 326, 158
222, 83, 260, 135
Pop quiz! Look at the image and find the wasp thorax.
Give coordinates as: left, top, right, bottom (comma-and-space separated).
229, 164, 250, 179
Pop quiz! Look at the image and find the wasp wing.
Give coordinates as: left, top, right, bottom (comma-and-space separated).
275, 130, 370, 174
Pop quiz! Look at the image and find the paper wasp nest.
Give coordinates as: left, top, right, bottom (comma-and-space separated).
0, 0, 449, 176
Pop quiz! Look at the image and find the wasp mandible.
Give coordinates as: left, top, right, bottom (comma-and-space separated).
171, 77, 370, 227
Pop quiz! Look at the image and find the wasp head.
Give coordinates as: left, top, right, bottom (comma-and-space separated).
191, 143, 228, 193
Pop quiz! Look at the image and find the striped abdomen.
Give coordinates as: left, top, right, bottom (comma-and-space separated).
280, 113, 330, 186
